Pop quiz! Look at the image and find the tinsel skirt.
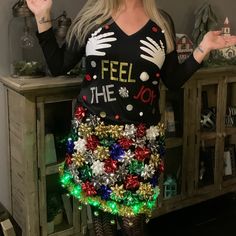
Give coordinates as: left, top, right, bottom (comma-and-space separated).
59, 105, 166, 218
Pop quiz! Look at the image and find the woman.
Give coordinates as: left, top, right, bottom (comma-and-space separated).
26, 0, 236, 235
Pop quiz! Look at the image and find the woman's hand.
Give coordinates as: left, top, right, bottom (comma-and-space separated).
193, 30, 236, 64
26, 0, 53, 33
26, 0, 52, 17
202, 31, 236, 51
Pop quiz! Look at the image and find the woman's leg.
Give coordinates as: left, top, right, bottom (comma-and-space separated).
92, 207, 117, 236
118, 215, 146, 236
92, 210, 104, 236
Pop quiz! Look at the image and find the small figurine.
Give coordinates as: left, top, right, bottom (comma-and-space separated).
176, 34, 194, 63
217, 17, 236, 59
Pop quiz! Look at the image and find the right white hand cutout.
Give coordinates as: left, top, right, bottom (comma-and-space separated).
140, 37, 166, 69
86, 27, 117, 56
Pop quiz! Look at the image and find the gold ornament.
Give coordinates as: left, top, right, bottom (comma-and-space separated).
94, 146, 110, 161
150, 154, 161, 169
137, 183, 154, 200
108, 125, 124, 139
111, 184, 126, 199
119, 206, 134, 217
95, 124, 109, 138
157, 123, 165, 136
72, 153, 85, 167
78, 123, 93, 137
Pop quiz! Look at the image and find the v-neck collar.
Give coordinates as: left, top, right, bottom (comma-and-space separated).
110, 18, 152, 37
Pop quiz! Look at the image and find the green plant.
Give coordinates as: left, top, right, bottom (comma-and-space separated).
192, 2, 218, 47
13, 61, 45, 76
47, 193, 62, 222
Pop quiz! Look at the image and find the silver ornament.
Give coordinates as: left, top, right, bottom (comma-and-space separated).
141, 164, 155, 180
134, 137, 147, 147
146, 126, 160, 141
74, 138, 87, 154
123, 124, 137, 138
140, 72, 150, 82
126, 104, 133, 112
119, 87, 129, 98
91, 160, 105, 176
85, 114, 101, 128
91, 61, 97, 68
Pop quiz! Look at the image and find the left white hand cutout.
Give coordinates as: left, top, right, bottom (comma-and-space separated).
140, 37, 165, 69
86, 27, 117, 56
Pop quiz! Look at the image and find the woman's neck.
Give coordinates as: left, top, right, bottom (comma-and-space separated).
113, 0, 144, 19
121, 0, 143, 11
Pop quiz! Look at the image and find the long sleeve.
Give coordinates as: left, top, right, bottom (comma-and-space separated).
37, 28, 85, 76
159, 9, 202, 90
161, 51, 201, 90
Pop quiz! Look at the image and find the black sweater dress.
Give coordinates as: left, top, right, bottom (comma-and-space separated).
37, 17, 201, 218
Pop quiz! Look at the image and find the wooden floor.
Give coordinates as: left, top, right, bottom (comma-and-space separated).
146, 193, 236, 236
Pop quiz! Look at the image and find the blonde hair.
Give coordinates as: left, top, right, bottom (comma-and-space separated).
67, 0, 175, 53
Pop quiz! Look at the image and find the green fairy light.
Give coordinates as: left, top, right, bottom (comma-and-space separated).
107, 201, 118, 213
147, 200, 155, 209
88, 198, 100, 207
71, 185, 82, 197
94, 211, 99, 216
153, 188, 160, 201
60, 173, 72, 186
110, 219, 116, 225
132, 204, 142, 214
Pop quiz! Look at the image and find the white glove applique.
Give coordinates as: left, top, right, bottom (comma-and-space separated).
86, 27, 117, 56
140, 37, 166, 69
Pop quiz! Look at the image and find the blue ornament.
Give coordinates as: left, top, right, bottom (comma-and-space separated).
159, 145, 166, 157
110, 144, 125, 161
67, 138, 75, 154
150, 175, 158, 187
100, 185, 112, 200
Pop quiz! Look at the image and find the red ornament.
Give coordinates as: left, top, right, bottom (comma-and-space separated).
152, 26, 158, 32
134, 146, 150, 161
104, 25, 110, 30
82, 95, 87, 101
104, 159, 118, 173
74, 106, 86, 120
156, 73, 160, 78
118, 138, 133, 150
124, 175, 140, 190
65, 153, 73, 165
158, 160, 165, 173
115, 114, 120, 120
136, 123, 147, 138
86, 135, 99, 151
82, 181, 97, 196
85, 74, 92, 81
